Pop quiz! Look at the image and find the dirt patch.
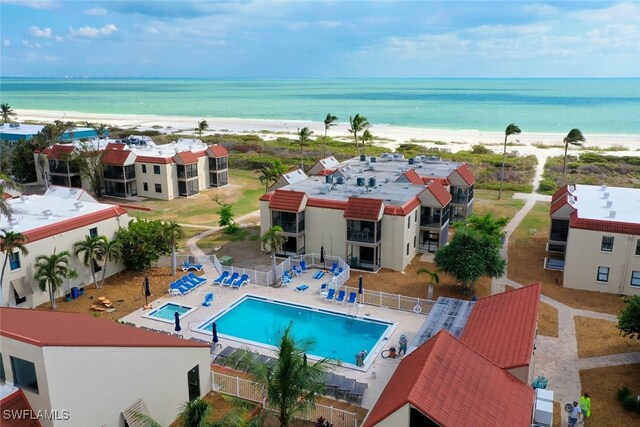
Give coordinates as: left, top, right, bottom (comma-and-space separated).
345, 255, 491, 301
199, 226, 274, 271
509, 234, 626, 315
575, 316, 640, 359
580, 364, 640, 427
34, 267, 197, 321
505, 285, 558, 337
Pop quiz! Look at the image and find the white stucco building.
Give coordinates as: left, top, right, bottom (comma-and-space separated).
0, 308, 210, 427
0, 188, 130, 307
545, 184, 640, 295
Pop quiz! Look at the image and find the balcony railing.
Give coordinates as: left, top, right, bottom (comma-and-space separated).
104, 170, 136, 180
347, 230, 376, 244
272, 219, 299, 234
549, 232, 568, 242
178, 171, 199, 179
420, 216, 442, 228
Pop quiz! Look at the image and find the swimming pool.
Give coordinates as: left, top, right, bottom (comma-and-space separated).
195, 295, 395, 369
143, 302, 198, 323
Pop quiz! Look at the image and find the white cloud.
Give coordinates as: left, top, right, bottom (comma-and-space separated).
69, 24, 118, 39
55, 35, 64, 42
146, 27, 159, 35
3, 39, 10, 47
84, 7, 107, 16
24, 52, 58, 63
30, 26, 52, 38
22, 39, 42, 49
2, 0, 60, 9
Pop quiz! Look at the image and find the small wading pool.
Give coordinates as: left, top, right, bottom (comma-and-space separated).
194, 295, 395, 369
143, 302, 198, 324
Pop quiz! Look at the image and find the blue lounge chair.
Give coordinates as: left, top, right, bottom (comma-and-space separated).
181, 275, 198, 287
325, 288, 336, 302
202, 293, 214, 307
282, 271, 293, 285
333, 267, 343, 277
175, 278, 195, 291
292, 264, 303, 276
181, 261, 204, 272
296, 284, 309, 292
335, 290, 346, 304
188, 272, 207, 284
213, 271, 229, 285
313, 270, 324, 280
300, 261, 308, 273
347, 292, 357, 305
223, 272, 239, 286
169, 282, 189, 295
330, 263, 339, 274
232, 274, 249, 289
319, 283, 328, 294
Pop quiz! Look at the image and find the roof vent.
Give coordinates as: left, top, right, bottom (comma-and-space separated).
603, 192, 610, 199
42, 209, 53, 218
609, 210, 616, 218
600, 184, 607, 191
605, 200, 613, 208
74, 201, 84, 210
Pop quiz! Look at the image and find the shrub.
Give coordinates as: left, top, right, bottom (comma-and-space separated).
538, 179, 558, 193
621, 394, 638, 411
618, 386, 632, 401
471, 144, 492, 154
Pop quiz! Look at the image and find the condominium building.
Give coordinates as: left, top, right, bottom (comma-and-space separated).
0, 188, 130, 308
260, 155, 475, 272
0, 308, 210, 427
34, 138, 229, 200
545, 184, 640, 295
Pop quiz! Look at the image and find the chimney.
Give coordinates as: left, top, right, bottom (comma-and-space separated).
609, 211, 616, 218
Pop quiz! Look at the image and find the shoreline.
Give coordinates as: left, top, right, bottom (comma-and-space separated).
14, 108, 640, 156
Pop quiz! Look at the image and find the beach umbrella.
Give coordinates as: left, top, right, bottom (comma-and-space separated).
144, 276, 151, 305
320, 246, 325, 264
212, 322, 219, 344
358, 276, 364, 306
174, 311, 181, 332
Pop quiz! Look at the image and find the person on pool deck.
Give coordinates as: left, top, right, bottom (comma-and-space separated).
398, 335, 408, 356
355, 350, 367, 367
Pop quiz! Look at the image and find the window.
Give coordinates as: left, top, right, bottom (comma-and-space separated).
406, 243, 410, 256
413, 235, 416, 248
155, 183, 162, 193
153, 165, 160, 175
407, 217, 411, 229
10, 357, 38, 393
601, 236, 614, 252
9, 252, 21, 271
0, 353, 5, 382
415, 210, 418, 222
89, 227, 98, 238
597, 266, 610, 282
13, 286, 26, 305
636, 240, 640, 256
631, 271, 640, 287
142, 164, 147, 173
143, 182, 148, 192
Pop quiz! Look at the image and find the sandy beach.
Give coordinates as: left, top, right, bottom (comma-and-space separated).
15, 108, 640, 159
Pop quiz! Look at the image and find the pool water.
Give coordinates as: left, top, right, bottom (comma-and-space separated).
149, 303, 192, 321
198, 296, 393, 367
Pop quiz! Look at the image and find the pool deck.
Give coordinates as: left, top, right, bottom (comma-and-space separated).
120, 270, 426, 410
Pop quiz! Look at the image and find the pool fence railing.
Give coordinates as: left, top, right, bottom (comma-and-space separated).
211, 371, 359, 427
340, 286, 436, 315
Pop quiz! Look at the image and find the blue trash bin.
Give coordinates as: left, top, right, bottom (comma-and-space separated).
71, 287, 79, 299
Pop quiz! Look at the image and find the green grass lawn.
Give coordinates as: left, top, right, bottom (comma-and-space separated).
129, 169, 262, 227
510, 202, 550, 240
196, 226, 261, 251
472, 189, 527, 221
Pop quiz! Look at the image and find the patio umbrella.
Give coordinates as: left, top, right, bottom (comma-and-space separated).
212, 322, 219, 344
144, 276, 151, 305
174, 311, 182, 332
320, 246, 325, 264
358, 276, 364, 306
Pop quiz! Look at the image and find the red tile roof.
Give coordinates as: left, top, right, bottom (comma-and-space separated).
551, 184, 571, 203
306, 198, 348, 210
455, 163, 476, 185
426, 181, 452, 206
401, 169, 424, 185
317, 168, 337, 176
0, 308, 208, 348
134, 155, 173, 164
0, 388, 41, 427
344, 197, 384, 221
174, 151, 200, 164
269, 190, 307, 213
422, 176, 450, 186
260, 191, 273, 202
461, 283, 541, 369
363, 331, 534, 427
550, 195, 576, 215
383, 197, 420, 216
43, 144, 75, 160
105, 142, 127, 150
102, 149, 133, 166
569, 212, 640, 235
22, 206, 127, 244
207, 144, 228, 157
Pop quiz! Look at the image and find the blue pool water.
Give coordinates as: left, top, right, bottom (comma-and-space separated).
198, 296, 392, 366
148, 303, 192, 321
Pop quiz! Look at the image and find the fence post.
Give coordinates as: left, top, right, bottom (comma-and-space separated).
379, 291, 382, 307
330, 406, 333, 425
236, 376, 240, 397
398, 294, 401, 310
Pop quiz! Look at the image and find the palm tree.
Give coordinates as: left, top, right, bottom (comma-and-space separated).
348, 114, 370, 157
89, 122, 109, 141
1, 104, 16, 123
297, 127, 313, 171
498, 123, 521, 200
178, 397, 211, 427
197, 120, 209, 137
258, 167, 279, 192
73, 235, 107, 289
562, 128, 586, 185
261, 226, 286, 287
362, 129, 373, 147
0, 172, 20, 220
100, 238, 123, 287
323, 113, 338, 157
163, 221, 185, 276
1, 230, 29, 307
417, 267, 439, 300
65, 269, 78, 298
238, 323, 330, 427
34, 250, 70, 310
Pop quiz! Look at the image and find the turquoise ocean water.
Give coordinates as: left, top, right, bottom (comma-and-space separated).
1, 78, 639, 134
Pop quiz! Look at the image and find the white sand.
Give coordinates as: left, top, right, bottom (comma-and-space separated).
14, 108, 640, 160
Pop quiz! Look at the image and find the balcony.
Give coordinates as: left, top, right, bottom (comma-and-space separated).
347, 229, 376, 244
178, 170, 199, 179
546, 242, 567, 255
420, 216, 443, 229
104, 167, 136, 181
272, 211, 304, 234
544, 257, 565, 271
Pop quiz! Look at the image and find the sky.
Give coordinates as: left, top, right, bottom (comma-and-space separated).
0, 0, 639, 78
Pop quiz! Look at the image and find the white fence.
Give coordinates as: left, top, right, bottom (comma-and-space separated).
341, 286, 436, 315
212, 372, 359, 427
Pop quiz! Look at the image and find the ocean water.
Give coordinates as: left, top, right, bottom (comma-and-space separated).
1, 78, 639, 134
